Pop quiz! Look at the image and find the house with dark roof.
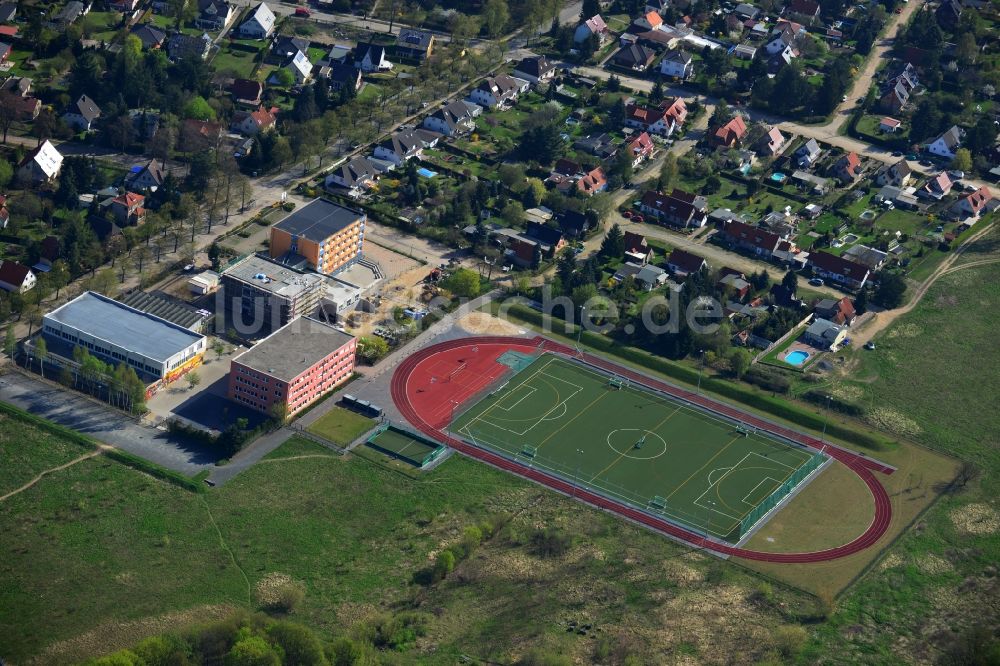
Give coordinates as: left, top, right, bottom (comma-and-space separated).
0, 261, 36, 293
659, 49, 693, 79
195, 0, 234, 29
513, 55, 556, 84
0, 2, 16, 23
325, 156, 380, 190
639, 189, 708, 228
786, 0, 821, 24
127, 159, 165, 191
9, 95, 41, 121
422, 101, 477, 136
808, 251, 870, 290
936, 0, 961, 28
268, 198, 365, 275
613, 43, 656, 71
559, 210, 591, 238
229, 78, 263, 107
355, 42, 392, 72
327, 62, 362, 92
51, 1, 88, 26
711, 116, 747, 148
272, 35, 310, 60
573, 133, 618, 159
524, 222, 566, 258
666, 248, 707, 277
373, 131, 425, 165
842, 244, 889, 271
624, 231, 653, 265
62, 95, 101, 132
131, 24, 167, 49
717, 220, 781, 258
928, 125, 963, 160
879, 80, 910, 114
167, 32, 212, 61
875, 159, 911, 188
181, 119, 222, 151
467, 74, 527, 109
795, 138, 821, 167
396, 29, 434, 60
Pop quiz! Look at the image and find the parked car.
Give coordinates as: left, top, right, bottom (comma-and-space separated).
948, 170, 965, 179
809, 277, 824, 286
622, 210, 634, 219
294, 6, 311, 16
864, 341, 876, 350
633, 214, 644, 223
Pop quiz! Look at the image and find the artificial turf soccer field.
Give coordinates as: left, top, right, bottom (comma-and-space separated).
449, 354, 825, 543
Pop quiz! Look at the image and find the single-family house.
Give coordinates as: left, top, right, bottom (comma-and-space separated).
624, 97, 687, 136
624, 231, 653, 265
953, 186, 993, 218
878, 185, 920, 210
765, 26, 799, 56
659, 49, 693, 79
327, 62, 362, 91
110, 191, 146, 226
733, 43, 757, 60
127, 159, 165, 191
875, 159, 912, 188
814, 297, 857, 326
513, 55, 556, 85
130, 24, 167, 50
573, 133, 618, 159
639, 189, 708, 228
921, 172, 953, 200
230, 107, 277, 136
633, 10, 664, 32
422, 100, 478, 136
574, 15, 610, 44
62, 95, 101, 132
927, 125, 963, 160
735, 3, 760, 19
808, 250, 870, 290
576, 167, 608, 196
282, 50, 313, 84
559, 210, 591, 238
239, 2, 275, 38
717, 219, 782, 258
354, 42, 392, 72
395, 29, 434, 60
229, 78, 263, 107
804, 318, 848, 350
326, 44, 352, 63
802, 203, 823, 219
623, 132, 655, 167
373, 131, 424, 165
0, 76, 30, 97
614, 43, 656, 71
790, 170, 830, 194
879, 117, 901, 133
786, 0, 821, 24
325, 156, 380, 190
666, 248, 707, 277
109, 0, 138, 12
167, 32, 212, 61
719, 272, 751, 301
711, 115, 747, 148
467, 74, 526, 108
756, 127, 786, 156
0, 261, 36, 293
842, 244, 889, 271
795, 138, 821, 167
524, 222, 566, 258
0, 2, 16, 23
936, 0, 962, 28
52, 1, 88, 26
9, 95, 40, 121
635, 264, 668, 291
195, 0, 234, 29
181, 119, 222, 151
832, 152, 862, 182
879, 81, 910, 114
272, 35, 310, 60
16, 140, 62, 184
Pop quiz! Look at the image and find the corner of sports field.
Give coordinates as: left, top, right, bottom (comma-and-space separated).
388, 335, 907, 573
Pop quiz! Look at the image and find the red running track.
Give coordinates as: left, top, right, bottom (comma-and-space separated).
390, 336, 894, 563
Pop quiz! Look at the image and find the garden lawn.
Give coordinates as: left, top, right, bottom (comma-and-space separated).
305, 405, 374, 445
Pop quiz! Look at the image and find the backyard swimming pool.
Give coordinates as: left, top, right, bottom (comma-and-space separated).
417, 168, 437, 178
785, 350, 810, 366
771, 172, 786, 182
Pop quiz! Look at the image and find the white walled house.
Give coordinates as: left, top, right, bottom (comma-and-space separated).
238, 2, 275, 39
355, 43, 392, 72
16, 140, 63, 184
62, 94, 101, 131
659, 49, 693, 79
927, 125, 963, 160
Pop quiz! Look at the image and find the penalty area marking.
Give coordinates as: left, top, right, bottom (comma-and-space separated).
605, 428, 668, 460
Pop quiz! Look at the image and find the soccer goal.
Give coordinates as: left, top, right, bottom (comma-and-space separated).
649, 496, 667, 511
520, 445, 538, 459
608, 377, 627, 390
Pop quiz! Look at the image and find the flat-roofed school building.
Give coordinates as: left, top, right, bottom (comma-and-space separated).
227, 315, 356, 417
269, 198, 365, 275
41, 291, 207, 386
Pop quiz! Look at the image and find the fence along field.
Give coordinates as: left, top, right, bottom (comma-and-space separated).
449, 354, 828, 543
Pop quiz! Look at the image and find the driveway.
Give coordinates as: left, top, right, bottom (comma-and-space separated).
0, 371, 218, 475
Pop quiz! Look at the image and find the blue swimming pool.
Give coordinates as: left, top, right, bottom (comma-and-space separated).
771, 172, 786, 182
785, 350, 810, 366
417, 167, 437, 178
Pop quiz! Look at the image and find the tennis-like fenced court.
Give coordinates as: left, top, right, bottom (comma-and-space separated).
449, 353, 826, 543
366, 426, 446, 468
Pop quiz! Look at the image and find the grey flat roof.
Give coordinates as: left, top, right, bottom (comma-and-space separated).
222, 254, 327, 298
272, 198, 364, 243
234, 316, 354, 381
120, 290, 208, 330
43, 291, 205, 362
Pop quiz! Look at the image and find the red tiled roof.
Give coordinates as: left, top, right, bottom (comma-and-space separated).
577, 167, 606, 194
667, 248, 706, 273
720, 220, 780, 251
809, 251, 869, 280
880, 117, 901, 128
113, 191, 145, 208
249, 107, 276, 128
962, 186, 993, 213
623, 231, 648, 254
229, 78, 263, 101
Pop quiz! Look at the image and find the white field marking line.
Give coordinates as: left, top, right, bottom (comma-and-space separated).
494, 384, 537, 412
465, 357, 560, 425
693, 453, 757, 521
707, 466, 733, 486
477, 374, 584, 436
741, 477, 782, 506
456, 423, 734, 541
541, 401, 568, 422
